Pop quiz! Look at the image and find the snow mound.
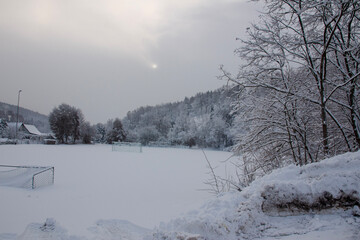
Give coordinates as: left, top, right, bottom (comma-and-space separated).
16, 218, 85, 240
259, 152, 360, 214
154, 151, 360, 240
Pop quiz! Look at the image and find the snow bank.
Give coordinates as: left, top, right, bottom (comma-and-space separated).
259, 152, 360, 213
153, 151, 360, 240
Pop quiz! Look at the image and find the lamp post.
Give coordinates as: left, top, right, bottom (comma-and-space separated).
15, 90, 22, 140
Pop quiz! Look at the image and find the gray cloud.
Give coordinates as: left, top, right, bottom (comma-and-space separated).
0, 0, 260, 123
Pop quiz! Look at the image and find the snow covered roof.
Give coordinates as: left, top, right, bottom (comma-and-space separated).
23, 124, 42, 135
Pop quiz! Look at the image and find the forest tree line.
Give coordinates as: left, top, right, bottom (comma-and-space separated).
47, 87, 239, 149
122, 87, 237, 149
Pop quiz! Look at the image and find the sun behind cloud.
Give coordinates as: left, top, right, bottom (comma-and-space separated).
151, 63, 158, 69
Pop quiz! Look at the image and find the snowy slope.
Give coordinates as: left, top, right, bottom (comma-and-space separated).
153, 151, 360, 240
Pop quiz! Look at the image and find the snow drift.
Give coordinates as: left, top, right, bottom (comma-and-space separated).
152, 151, 360, 240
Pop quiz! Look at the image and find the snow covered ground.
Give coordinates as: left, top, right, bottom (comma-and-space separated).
0, 144, 231, 239
1, 145, 359, 240
154, 151, 360, 240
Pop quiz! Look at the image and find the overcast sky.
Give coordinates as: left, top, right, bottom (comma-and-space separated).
0, 0, 260, 124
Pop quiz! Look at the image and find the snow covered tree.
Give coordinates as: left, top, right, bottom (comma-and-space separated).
326, 1, 360, 148
106, 118, 126, 144
0, 119, 7, 137
221, 0, 360, 165
120, 88, 237, 149
217, 0, 360, 187
49, 103, 82, 144
94, 123, 106, 143
138, 126, 160, 145
80, 121, 95, 144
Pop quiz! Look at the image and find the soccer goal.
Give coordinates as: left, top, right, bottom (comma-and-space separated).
112, 142, 142, 153
0, 165, 54, 189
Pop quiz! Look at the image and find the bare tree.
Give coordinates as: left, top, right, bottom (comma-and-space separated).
220, 0, 360, 181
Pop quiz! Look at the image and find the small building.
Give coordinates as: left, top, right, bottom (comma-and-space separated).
5, 122, 53, 143
21, 124, 43, 136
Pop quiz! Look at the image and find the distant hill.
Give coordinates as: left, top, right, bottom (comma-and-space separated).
121, 86, 240, 149
0, 102, 50, 133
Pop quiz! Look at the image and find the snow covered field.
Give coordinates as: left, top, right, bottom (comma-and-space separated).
0, 144, 232, 239
1, 145, 359, 240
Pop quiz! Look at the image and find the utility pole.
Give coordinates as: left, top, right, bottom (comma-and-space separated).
15, 90, 22, 140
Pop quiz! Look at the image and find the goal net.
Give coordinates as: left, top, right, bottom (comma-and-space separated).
0, 165, 54, 189
112, 142, 142, 153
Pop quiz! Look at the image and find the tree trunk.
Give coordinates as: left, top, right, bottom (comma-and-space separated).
349, 83, 360, 148
320, 87, 329, 155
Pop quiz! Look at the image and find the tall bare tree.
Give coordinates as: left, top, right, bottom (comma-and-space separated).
221, 0, 360, 172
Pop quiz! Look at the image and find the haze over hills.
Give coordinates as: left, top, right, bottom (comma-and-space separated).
0, 102, 50, 133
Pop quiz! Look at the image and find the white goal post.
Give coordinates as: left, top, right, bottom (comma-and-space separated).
0, 165, 54, 189
112, 142, 143, 153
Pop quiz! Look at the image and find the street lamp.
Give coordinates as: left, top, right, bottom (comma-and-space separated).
15, 90, 22, 140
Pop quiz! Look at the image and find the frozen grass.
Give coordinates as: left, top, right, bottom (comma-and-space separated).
0, 144, 232, 238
